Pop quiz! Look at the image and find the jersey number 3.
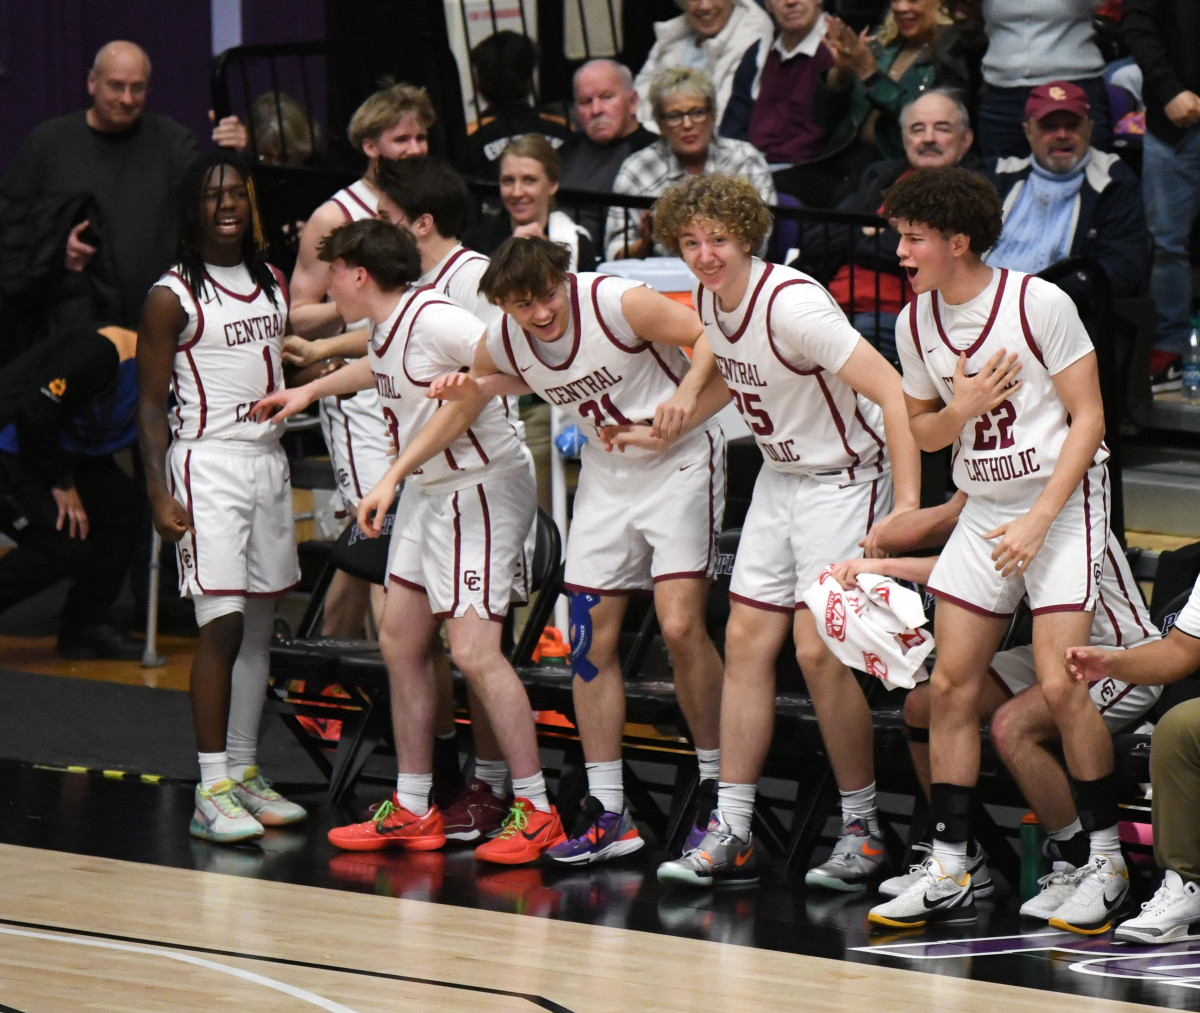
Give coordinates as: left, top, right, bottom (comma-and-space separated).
972, 399, 1016, 451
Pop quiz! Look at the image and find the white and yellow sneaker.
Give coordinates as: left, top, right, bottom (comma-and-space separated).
232, 767, 307, 826
190, 779, 265, 843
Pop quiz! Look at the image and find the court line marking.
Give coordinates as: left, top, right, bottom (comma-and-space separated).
0, 918, 574, 1012
0, 925, 358, 1013
851, 930, 1085, 959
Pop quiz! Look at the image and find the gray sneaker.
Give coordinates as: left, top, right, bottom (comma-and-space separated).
879, 840, 994, 899
805, 819, 887, 892
1019, 861, 1082, 920
657, 809, 759, 889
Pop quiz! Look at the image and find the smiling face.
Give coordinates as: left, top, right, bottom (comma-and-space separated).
87, 43, 150, 133
765, 0, 821, 42
1025, 110, 1092, 174
893, 218, 964, 295
498, 282, 571, 343
891, 0, 941, 42
500, 154, 558, 227
198, 164, 251, 260
684, 0, 735, 40
677, 217, 753, 308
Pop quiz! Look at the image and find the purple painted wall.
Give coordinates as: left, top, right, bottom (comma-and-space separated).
0, 0, 326, 174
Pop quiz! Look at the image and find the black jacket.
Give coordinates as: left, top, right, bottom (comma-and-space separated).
1123, 0, 1200, 145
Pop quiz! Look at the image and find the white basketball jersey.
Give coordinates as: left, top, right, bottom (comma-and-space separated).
698, 258, 887, 485
421, 244, 499, 327
369, 286, 526, 492
485, 273, 693, 460
897, 268, 1109, 502
329, 179, 377, 222
157, 262, 288, 444
1093, 531, 1159, 648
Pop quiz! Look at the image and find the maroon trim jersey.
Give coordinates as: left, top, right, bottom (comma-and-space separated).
698, 258, 886, 485
896, 268, 1109, 503
157, 261, 288, 444
369, 286, 526, 492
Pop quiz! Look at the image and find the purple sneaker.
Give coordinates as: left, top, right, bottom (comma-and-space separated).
683, 779, 719, 853
545, 795, 644, 865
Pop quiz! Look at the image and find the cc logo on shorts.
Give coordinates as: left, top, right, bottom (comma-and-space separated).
463, 570, 481, 591
180, 548, 194, 569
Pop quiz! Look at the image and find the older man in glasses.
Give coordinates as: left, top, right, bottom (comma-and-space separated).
604, 66, 775, 260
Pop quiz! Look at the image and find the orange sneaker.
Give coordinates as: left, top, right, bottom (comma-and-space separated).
474, 798, 566, 865
327, 794, 447, 852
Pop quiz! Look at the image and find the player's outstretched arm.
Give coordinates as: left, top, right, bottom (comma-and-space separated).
289, 202, 353, 339
985, 351, 1104, 578
872, 490, 968, 556
1066, 630, 1200, 686
427, 369, 529, 402
282, 327, 370, 368
137, 287, 194, 543
251, 356, 375, 422
830, 554, 937, 589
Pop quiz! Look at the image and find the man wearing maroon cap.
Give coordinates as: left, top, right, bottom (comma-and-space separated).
986, 80, 1147, 369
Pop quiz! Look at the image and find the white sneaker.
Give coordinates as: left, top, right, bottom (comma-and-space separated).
1048, 854, 1130, 934
190, 779, 265, 843
1020, 861, 1082, 920
878, 840, 994, 899
233, 766, 307, 826
1115, 870, 1200, 945
868, 857, 977, 928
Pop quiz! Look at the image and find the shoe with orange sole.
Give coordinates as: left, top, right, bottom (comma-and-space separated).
327, 794, 447, 852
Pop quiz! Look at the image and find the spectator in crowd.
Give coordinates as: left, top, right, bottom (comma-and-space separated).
633, 0, 774, 130
605, 66, 775, 260
793, 88, 976, 360
559, 60, 657, 243
970, 0, 1112, 159
249, 91, 319, 167
986, 82, 1148, 327
465, 31, 571, 178
0, 41, 247, 343
813, 0, 977, 180
0, 324, 143, 659
1122, 0, 1200, 390
463, 134, 597, 270
1067, 574, 1200, 944
720, 0, 833, 168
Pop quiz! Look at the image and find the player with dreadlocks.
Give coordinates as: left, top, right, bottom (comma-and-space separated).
137, 150, 307, 843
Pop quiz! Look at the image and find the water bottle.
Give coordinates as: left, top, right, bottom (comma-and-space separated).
1184, 319, 1200, 405
1019, 812, 1047, 902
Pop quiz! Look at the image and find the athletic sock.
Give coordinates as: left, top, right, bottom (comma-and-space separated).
696, 747, 721, 783
1048, 818, 1090, 867
716, 782, 756, 841
511, 772, 551, 813
585, 759, 624, 814
474, 758, 509, 799
1089, 824, 1125, 868
226, 744, 255, 785
840, 781, 879, 835
395, 772, 434, 815
931, 839, 969, 879
198, 751, 229, 791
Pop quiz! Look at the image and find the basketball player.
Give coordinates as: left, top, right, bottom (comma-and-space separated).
288, 82, 434, 638
252, 219, 566, 864
639, 174, 921, 891
829, 494, 1160, 926
137, 151, 306, 843
866, 166, 1121, 932
354, 235, 730, 866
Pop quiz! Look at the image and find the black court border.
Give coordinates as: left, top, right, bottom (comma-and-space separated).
0, 917, 575, 1012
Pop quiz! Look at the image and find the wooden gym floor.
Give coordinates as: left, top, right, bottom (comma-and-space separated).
0, 533, 1196, 1010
